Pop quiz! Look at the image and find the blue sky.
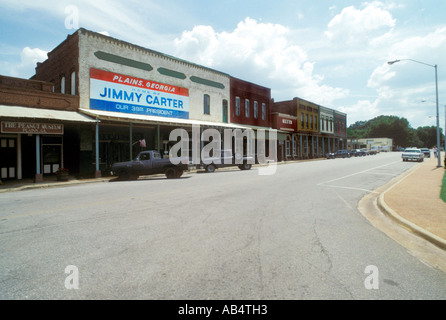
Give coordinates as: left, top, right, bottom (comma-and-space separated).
0, 0, 445, 130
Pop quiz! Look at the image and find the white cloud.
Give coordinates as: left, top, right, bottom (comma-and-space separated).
368, 64, 396, 88
389, 26, 446, 59
174, 17, 348, 105
325, 3, 395, 44
6, 47, 48, 78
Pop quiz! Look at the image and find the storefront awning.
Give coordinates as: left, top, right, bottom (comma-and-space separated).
80, 108, 274, 131
0, 105, 97, 123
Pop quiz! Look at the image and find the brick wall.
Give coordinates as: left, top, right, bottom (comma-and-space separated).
230, 77, 271, 127
0, 75, 79, 111
32, 30, 80, 97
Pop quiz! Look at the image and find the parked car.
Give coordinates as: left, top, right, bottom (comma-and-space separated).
401, 148, 424, 162
326, 149, 351, 159
350, 149, 366, 157
420, 148, 431, 158
198, 149, 254, 173
110, 150, 189, 179
360, 148, 369, 155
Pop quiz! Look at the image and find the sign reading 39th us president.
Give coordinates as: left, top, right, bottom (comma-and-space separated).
89, 68, 190, 119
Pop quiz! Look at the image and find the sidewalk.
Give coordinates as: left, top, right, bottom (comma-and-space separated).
0, 175, 112, 192
379, 155, 446, 249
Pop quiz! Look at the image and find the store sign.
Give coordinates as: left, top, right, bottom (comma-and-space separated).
274, 116, 297, 132
1, 121, 64, 134
90, 68, 190, 119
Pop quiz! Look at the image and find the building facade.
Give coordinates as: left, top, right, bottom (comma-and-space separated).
33, 28, 256, 176
319, 106, 335, 155
272, 98, 347, 160
1, 27, 349, 182
334, 111, 347, 150
0, 74, 95, 182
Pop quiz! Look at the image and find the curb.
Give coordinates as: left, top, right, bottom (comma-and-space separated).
377, 163, 446, 251
0, 178, 112, 193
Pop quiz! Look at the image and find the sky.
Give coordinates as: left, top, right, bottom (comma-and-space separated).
0, 0, 445, 130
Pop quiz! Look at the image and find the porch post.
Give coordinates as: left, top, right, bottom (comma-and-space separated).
95, 118, 101, 178
17, 134, 22, 180
306, 135, 309, 158
300, 135, 303, 159
34, 134, 43, 182
157, 124, 160, 153
322, 137, 325, 157
129, 122, 133, 160
292, 134, 295, 157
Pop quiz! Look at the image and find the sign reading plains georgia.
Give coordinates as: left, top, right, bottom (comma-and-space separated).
89, 68, 190, 119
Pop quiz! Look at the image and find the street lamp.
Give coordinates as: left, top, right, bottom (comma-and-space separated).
388, 58, 442, 167
425, 101, 446, 158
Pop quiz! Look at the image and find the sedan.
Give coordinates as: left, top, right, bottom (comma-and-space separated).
402, 148, 424, 162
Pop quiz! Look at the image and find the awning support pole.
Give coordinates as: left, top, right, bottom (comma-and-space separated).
95, 118, 101, 178
129, 122, 133, 160
34, 134, 43, 183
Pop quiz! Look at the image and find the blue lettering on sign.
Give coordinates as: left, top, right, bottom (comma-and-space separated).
90, 99, 189, 119
99, 87, 143, 103
146, 95, 183, 108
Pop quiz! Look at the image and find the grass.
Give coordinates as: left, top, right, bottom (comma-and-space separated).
441, 169, 446, 203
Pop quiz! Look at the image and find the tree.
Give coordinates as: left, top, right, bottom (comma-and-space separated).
347, 115, 424, 148
416, 126, 444, 148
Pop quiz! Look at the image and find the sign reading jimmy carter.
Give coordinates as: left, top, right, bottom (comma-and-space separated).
90, 68, 190, 119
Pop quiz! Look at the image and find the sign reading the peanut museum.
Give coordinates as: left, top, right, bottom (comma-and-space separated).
89, 68, 190, 119
1, 121, 64, 134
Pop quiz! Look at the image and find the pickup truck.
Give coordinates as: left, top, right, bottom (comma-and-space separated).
110, 150, 189, 179
198, 149, 255, 173
326, 149, 351, 159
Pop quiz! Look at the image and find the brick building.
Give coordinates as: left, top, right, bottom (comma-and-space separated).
30, 28, 272, 177
272, 97, 347, 160
1, 27, 348, 182
0, 74, 95, 182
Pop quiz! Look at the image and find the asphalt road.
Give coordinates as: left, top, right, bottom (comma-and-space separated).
0, 152, 445, 300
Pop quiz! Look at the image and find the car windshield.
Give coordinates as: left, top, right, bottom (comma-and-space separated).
405, 149, 420, 153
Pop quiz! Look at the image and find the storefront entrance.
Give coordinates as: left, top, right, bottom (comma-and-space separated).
42, 136, 62, 175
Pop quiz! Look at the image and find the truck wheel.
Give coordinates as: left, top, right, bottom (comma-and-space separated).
239, 163, 252, 170
165, 167, 178, 179
205, 164, 216, 173
175, 170, 184, 178
119, 170, 130, 180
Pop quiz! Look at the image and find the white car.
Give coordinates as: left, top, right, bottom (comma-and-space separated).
402, 148, 424, 162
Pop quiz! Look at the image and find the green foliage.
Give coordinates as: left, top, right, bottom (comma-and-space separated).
441, 169, 446, 203
348, 115, 444, 148
416, 126, 442, 148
